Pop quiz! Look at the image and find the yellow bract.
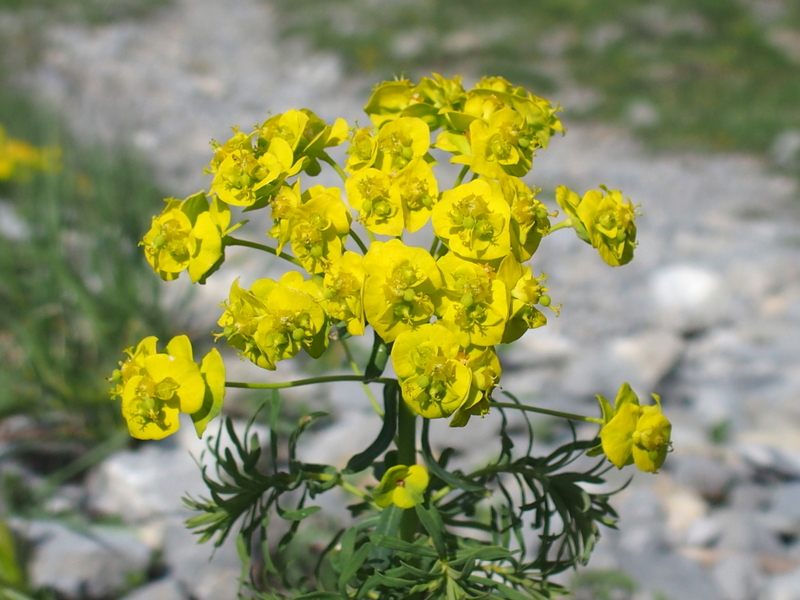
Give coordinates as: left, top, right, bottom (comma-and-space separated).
141, 191, 237, 283
363, 240, 442, 343
596, 383, 672, 473
391, 323, 471, 419
109, 335, 225, 440
432, 179, 511, 261
373, 464, 429, 509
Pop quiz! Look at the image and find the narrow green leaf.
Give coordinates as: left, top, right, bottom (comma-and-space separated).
278, 505, 322, 521
345, 382, 398, 473
364, 331, 390, 380
370, 534, 439, 557
421, 419, 484, 492
369, 504, 403, 563
415, 504, 448, 558
337, 543, 371, 595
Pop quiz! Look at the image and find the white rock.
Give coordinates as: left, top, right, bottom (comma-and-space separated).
24, 521, 151, 599
650, 265, 726, 333
761, 567, 800, 600
119, 577, 187, 600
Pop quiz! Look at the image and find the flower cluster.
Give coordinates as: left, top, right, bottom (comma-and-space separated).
114, 73, 667, 474
109, 335, 225, 440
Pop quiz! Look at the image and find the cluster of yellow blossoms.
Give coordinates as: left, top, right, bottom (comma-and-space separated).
113, 73, 668, 474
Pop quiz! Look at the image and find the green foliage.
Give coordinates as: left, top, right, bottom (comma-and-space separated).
274, 0, 800, 155
570, 569, 637, 600
0, 0, 171, 24
186, 387, 621, 599
0, 93, 173, 442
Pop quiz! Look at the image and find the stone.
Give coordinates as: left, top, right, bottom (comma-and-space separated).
713, 510, 784, 555
760, 566, 800, 600
649, 265, 727, 334
670, 454, 739, 502
23, 520, 151, 599
561, 329, 683, 398
711, 553, 762, 600
618, 550, 722, 600
159, 518, 241, 600
118, 577, 187, 600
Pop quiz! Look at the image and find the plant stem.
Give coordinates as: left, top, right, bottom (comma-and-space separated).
396, 399, 419, 541
319, 152, 348, 183
226, 375, 396, 390
453, 165, 469, 188
340, 338, 383, 417
546, 219, 573, 234
490, 401, 602, 424
224, 236, 303, 268
349, 229, 369, 254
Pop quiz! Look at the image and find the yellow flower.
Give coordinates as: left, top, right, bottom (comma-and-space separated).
373, 464, 429, 509
450, 345, 502, 428
141, 191, 237, 283
391, 323, 471, 419
497, 255, 558, 344
322, 251, 366, 336
216, 278, 276, 370
345, 168, 404, 236
432, 179, 511, 261
373, 117, 431, 174
499, 176, 550, 262
555, 185, 638, 267
435, 252, 508, 347
596, 383, 672, 473
111, 335, 225, 440
289, 185, 352, 275
252, 272, 329, 369
345, 126, 378, 174
363, 239, 442, 343
395, 158, 439, 233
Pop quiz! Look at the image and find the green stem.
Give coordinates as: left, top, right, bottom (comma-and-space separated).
349, 229, 369, 254
340, 338, 383, 417
319, 152, 348, 183
546, 219, 573, 234
224, 236, 303, 268
226, 375, 396, 390
397, 400, 419, 541
453, 165, 469, 188
429, 236, 440, 257
490, 401, 602, 424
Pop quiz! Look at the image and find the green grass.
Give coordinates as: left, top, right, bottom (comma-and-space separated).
0, 92, 175, 444
274, 0, 800, 157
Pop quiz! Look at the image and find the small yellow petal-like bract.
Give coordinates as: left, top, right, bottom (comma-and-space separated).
112, 335, 225, 441
391, 323, 472, 419
373, 464, 429, 509
363, 239, 442, 343
597, 383, 672, 473
432, 179, 511, 261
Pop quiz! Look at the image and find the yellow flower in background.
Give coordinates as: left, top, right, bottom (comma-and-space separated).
432, 178, 511, 261
0, 124, 60, 180
110, 335, 225, 440
373, 464, 430, 509
596, 383, 672, 473
391, 323, 471, 419
363, 239, 442, 343
141, 191, 237, 283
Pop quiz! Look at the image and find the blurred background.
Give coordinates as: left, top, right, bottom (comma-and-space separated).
2, 0, 800, 599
